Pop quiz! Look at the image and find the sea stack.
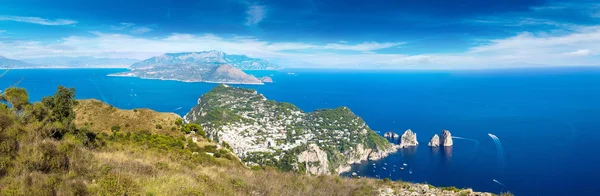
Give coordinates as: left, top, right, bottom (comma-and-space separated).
399, 129, 418, 148
428, 134, 440, 147
441, 130, 453, 146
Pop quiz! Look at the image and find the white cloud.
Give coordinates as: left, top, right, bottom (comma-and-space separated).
0, 15, 76, 25
110, 23, 153, 34
130, 27, 153, 34
323, 42, 404, 51
245, 5, 266, 26
111, 23, 135, 30
0, 32, 403, 60
1, 25, 599, 69
563, 49, 592, 56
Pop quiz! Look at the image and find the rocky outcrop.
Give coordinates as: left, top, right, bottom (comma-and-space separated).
337, 143, 400, 174
297, 144, 330, 175
378, 185, 493, 196
399, 129, 418, 148
428, 134, 440, 147
384, 132, 399, 138
260, 76, 273, 83
441, 130, 453, 146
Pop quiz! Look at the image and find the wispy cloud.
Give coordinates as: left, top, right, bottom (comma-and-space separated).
563, 49, 592, 56
1, 25, 598, 69
110, 23, 153, 34
0, 15, 77, 25
111, 23, 135, 30
245, 5, 266, 26
0, 30, 5, 34
323, 42, 404, 51
130, 27, 153, 34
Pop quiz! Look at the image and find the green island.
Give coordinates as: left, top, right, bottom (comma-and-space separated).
0, 85, 508, 195
184, 84, 397, 175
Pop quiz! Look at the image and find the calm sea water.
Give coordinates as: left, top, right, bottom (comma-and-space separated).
1, 68, 599, 195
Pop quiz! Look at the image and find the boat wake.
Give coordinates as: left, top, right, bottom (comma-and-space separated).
493, 179, 505, 186
488, 133, 506, 170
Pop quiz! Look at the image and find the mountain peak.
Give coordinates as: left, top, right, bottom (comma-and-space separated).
132, 51, 279, 70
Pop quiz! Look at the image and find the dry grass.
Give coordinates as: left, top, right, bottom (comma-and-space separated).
74, 99, 182, 136
89, 145, 384, 196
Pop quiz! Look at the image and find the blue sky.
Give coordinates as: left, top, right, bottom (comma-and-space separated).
1, 0, 599, 69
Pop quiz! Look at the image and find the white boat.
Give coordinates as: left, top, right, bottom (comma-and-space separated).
403, 163, 408, 166
409, 169, 413, 174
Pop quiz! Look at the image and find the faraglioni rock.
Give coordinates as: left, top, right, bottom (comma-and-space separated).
441, 129, 453, 146
384, 132, 399, 138
428, 134, 440, 147
399, 129, 418, 148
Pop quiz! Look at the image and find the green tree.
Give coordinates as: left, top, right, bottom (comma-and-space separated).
41, 86, 77, 138
2, 87, 29, 111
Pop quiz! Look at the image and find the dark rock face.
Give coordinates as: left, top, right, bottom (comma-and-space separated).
441, 130, 453, 147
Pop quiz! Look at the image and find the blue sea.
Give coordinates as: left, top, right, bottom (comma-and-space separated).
2, 68, 599, 195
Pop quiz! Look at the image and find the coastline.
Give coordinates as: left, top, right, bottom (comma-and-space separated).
337, 143, 400, 175
107, 73, 265, 85
0, 66, 129, 69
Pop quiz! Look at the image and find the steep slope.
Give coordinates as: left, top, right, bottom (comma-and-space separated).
0, 56, 35, 68
184, 84, 399, 175
0, 86, 498, 196
74, 99, 182, 136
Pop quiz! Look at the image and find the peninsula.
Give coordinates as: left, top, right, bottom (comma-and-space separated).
184, 84, 399, 175
109, 50, 278, 84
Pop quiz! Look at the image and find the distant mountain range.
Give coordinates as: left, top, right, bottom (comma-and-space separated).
22, 56, 139, 68
0, 56, 139, 68
110, 50, 277, 84
130, 50, 279, 70
0, 56, 35, 68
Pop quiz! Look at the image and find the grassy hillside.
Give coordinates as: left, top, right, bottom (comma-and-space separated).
74, 99, 182, 136
0, 86, 505, 196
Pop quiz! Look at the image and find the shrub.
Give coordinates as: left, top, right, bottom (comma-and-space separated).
110, 125, 120, 132
500, 192, 515, 196
98, 173, 139, 195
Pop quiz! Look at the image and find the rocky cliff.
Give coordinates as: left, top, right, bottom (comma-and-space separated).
441, 130, 453, 146
183, 84, 397, 175
428, 134, 440, 147
297, 144, 330, 175
399, 129, 418, 148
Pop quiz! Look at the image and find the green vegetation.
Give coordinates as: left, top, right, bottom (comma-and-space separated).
185, 85, 396, 175
0, 85, 492, 195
